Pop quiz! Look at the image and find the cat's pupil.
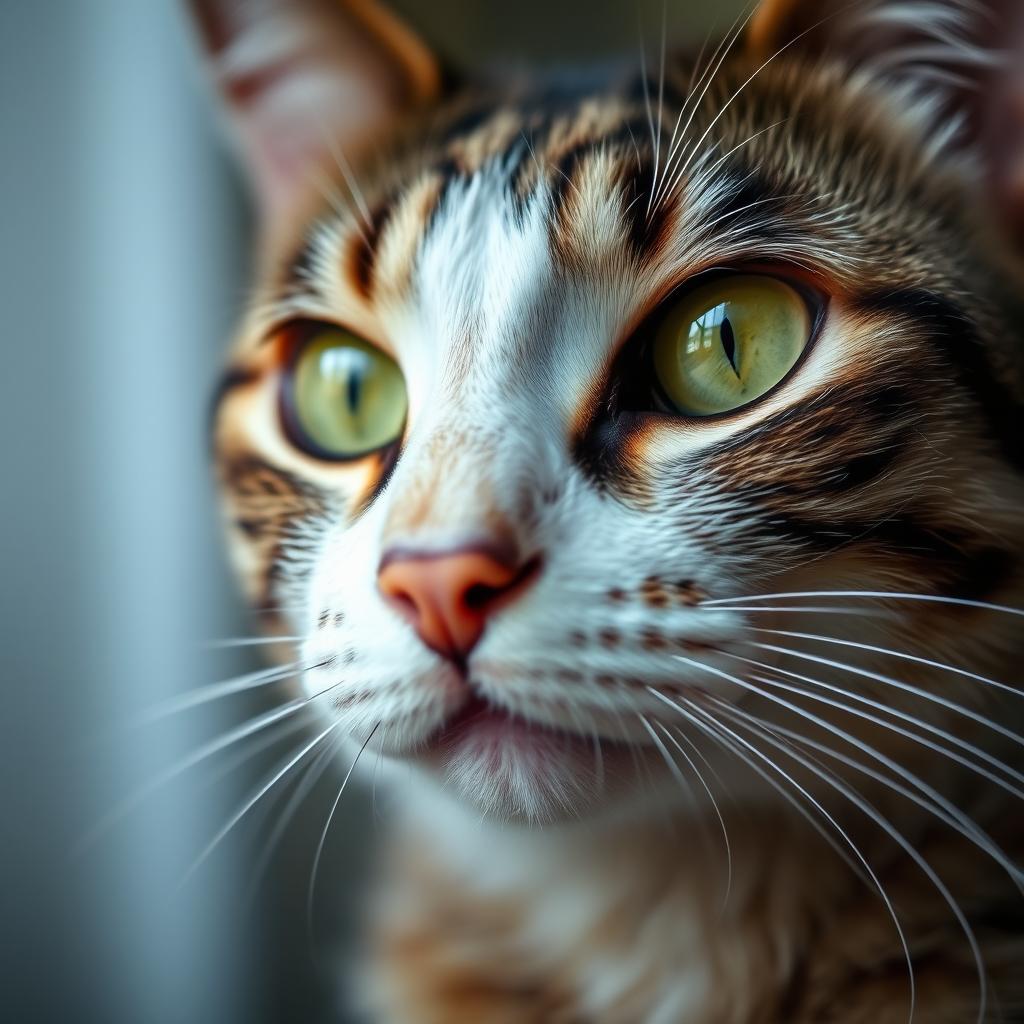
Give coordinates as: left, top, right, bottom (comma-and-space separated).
346, 366, 364, 414
720, 317, 739, 378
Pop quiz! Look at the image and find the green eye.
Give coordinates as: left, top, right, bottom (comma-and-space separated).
283, 326, 407, 459
651, 275, 812, 416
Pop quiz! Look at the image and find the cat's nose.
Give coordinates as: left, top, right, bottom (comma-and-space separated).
377, 543, 536, 661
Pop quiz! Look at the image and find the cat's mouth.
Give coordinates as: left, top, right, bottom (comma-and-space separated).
416, 691, 634, 773
407, 688, 661, 819
426, 694, 548, 749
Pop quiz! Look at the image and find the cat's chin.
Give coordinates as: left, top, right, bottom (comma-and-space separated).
407, 695, 640, 823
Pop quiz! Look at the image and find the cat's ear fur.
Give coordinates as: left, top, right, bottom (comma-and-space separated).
748, 0, 1024, 242
187, 0, 442, 234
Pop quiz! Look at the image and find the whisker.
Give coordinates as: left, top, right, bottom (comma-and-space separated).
74, 675, 344, 854
646, 688, 872, 888
749, 642, 1024, 747
677, 693, 917, 1019
720, 650, 1024, 796
202, 703, 324, 797
371, 723, 390, 828
307, 723, 380, 957
665, 718, 735, 805
305, 165, 370, 245
750, 627, 1022, 700
637, 711, 712, 840
702, 590, 1024, 618
204, 636, 302, 649
663, 118, 790, 208
639, 713, 699, 810
592, 730, 605, 798
674, 10, 839, 184
653, 1, 760, 209
178, 717, 347, 888
706, 605, 894, 617
126, 660, 311, 727
655, 720, 733, 907
716, 701, 987, 1024
319, 128, 373, 231
638, 24, 659, 208
243, 730, 344, 908
728, 675, 1024, 891
644, 2, 668, 217
691, 698, 922, 1023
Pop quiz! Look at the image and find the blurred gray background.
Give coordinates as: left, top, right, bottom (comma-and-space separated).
0, 2, 737, 1022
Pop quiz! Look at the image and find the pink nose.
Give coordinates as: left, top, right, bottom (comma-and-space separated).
378, 544, 534, 660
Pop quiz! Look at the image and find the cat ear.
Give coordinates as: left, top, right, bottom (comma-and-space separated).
748, 0, 1024, 242
187, 0, 441, 231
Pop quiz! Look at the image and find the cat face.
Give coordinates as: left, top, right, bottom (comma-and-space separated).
204, 0, 1024, 822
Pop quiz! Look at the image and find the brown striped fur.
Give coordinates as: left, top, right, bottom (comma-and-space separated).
196, 0, 1024, 1020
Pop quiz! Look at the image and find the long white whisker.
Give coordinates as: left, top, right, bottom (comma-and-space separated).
665, 716, 735, 803
371, 723, 390, 827
664, 691, 915, 1019
638, 27, 658, 203
716, 701, 987, 1024
721, 649, 1024, 796
639, 713, 698, 808
655, 720, 733, 907
74, 676, 342, 854
179, 717, 347, 888
127, 661, 310, 726
205, 636, 303, 649
201, 702, 323, 796
305, 166, 370, 245
638, 712, 716, 856
645, 3, 668, 216
320, 129, 373, 230
307, 723, 380, 954
646, 688, 870, 887
702, 590, 1024, 617
750, 627, 1021, 700
732, 675, 1024, 891
675, 12, 837, 184
244, 730, 343, 908
654, 2, 760, 209
750, 642, 1024, 747
707, 605, 893, 616
662, 118, 789, 207
693, 193, 800, 235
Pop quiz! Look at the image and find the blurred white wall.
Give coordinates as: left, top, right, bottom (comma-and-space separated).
1, 2, 254, 1021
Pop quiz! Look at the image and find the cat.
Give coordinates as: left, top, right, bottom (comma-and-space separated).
191, 0, 1024, 1020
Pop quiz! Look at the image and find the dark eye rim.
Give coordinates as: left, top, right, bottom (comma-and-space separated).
613, 268, 829, 426
277, 318, 407, 463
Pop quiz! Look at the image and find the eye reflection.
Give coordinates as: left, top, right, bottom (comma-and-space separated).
652, 276, 812, 416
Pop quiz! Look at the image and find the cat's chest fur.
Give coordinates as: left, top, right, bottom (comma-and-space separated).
358, 790, 1022, 1024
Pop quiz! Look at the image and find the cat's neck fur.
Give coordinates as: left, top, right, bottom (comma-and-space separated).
360, 750, 1012, 1023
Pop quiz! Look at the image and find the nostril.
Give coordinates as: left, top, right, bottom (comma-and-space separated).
463, 582, 499, 610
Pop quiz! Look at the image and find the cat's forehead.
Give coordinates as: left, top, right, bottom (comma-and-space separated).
273, 57, 961, 347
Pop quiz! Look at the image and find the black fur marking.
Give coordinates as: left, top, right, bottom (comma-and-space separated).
351, 198, 396, 300
765, 513, 1016, 603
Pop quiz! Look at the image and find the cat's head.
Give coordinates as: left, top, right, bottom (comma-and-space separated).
199, 0, 1024, 823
